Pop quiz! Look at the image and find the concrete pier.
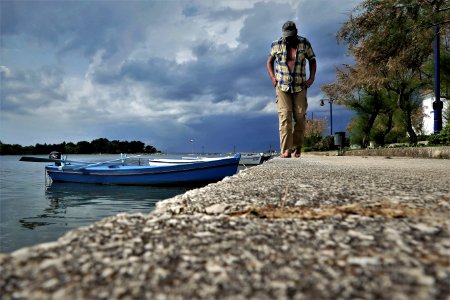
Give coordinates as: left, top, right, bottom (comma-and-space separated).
1, 155, 449, 299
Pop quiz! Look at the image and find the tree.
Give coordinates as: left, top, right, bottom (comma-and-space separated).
128, 141, 145, 153
322, 65, 398, 147
0, 139, 159, 155
303, 119, 327, 148
144, 145, 157, 153
324, 0, 449, 145
91, 138, 110, 153
77, 141, 92, 154
338, 0, 444, 73
64, 142, 79, 154
352, 90, 395, 147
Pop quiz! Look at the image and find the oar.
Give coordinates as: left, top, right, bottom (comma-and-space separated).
73, 154, 142, 170
20, 156, 90, 165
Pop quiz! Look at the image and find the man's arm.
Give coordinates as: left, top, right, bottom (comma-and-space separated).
266, 55, 277, 87
304, 58, 316, 88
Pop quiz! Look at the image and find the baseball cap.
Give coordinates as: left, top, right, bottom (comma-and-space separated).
282, 21, 297, 37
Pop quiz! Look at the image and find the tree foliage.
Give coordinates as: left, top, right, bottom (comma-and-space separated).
322, 0, 450, 147
339, 0, 442, 75
428, 123, 450, 145
303, 119, 345, 151
304, 119, 327, 142
0, 138, 159, 155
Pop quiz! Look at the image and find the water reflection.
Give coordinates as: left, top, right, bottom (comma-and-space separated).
1, 155, 202, 252
45, 182, 190, 204
19, 182, 191, 230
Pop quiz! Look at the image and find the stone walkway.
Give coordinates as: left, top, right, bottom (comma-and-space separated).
1, 155, 449, 299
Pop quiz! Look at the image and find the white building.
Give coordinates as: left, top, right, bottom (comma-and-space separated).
422, 97, 448, 135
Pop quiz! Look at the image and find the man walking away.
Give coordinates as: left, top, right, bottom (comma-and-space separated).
266, 21, 317, 158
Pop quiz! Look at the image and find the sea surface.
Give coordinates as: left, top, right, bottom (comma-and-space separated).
0, 154, 220, 253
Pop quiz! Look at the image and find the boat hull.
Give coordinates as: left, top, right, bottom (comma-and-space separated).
46, 154, 240, 185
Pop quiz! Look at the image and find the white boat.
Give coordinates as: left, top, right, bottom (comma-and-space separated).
149, 152, 271, 167
148, 156, 231, 166
239, 153, 263, 165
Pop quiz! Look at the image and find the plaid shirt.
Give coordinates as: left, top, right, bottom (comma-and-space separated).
269, 36, 316, 93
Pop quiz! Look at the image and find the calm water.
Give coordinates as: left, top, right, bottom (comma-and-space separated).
0, 155, 198, 253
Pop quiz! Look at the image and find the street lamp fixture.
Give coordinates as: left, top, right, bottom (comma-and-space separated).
320, 98, 333, 135
189, 139, 195, 154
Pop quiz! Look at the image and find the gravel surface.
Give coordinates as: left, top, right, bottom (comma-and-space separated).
1, 155, 449, 299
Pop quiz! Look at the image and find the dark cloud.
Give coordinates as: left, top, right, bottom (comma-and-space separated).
0, 66, 67, 115
82, 1, 299, 106
97, 42, 267, 104
0, 0, 362, 151
295, 0, 355, 69
1, 1, 147, 59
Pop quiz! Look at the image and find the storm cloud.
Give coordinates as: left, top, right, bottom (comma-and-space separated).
1, 0, 359, 152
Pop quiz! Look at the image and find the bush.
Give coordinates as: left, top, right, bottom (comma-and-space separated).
302, 146, 314, 153
315, 135, 336, 151
303, 135, 322, 148
302, 135, 339, 152
428, 124, 450, 146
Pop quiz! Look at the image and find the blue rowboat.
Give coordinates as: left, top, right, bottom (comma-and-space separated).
42, 154, 241, 185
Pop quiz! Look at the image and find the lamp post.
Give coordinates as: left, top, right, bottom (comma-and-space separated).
433, 10, 442, 133
320, 98, 333, 135
432, 3, 450, 134
189, 139, 194, 154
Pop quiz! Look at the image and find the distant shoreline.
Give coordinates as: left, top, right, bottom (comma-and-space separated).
0, 138, 159, 156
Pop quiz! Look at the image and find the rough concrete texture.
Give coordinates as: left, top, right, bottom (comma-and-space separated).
1, 155, 449, 300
